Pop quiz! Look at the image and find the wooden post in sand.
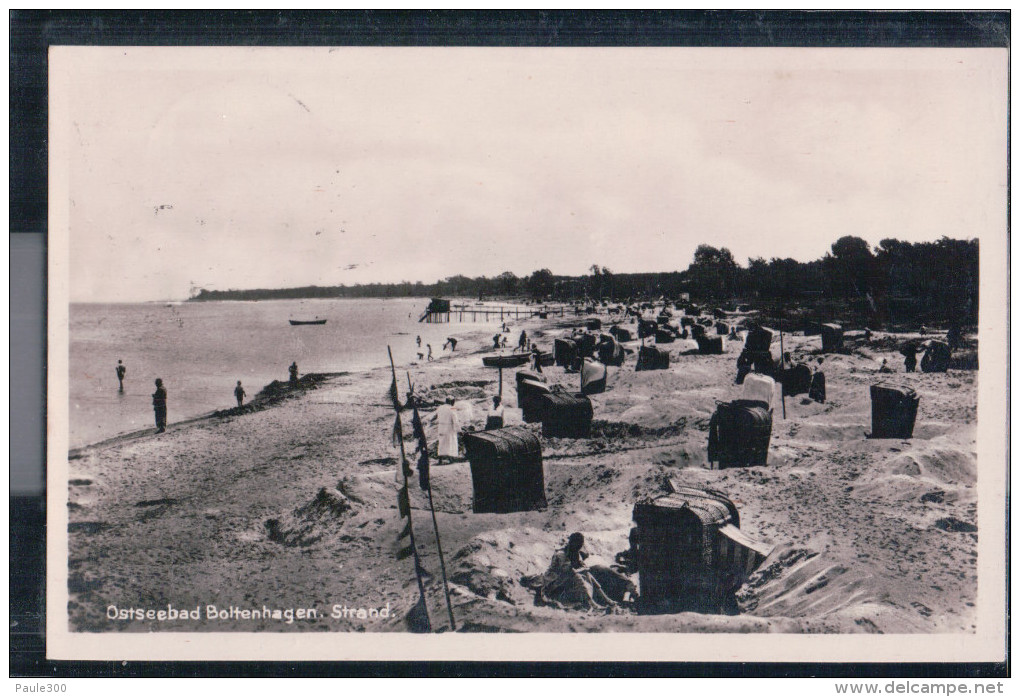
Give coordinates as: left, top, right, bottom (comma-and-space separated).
387, 347, 432, 632
779, 320, 787, 420
498, 366, 503, 398
403, 370, 456, 632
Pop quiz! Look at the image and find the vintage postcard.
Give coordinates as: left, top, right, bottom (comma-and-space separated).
46, 45, 1007, 662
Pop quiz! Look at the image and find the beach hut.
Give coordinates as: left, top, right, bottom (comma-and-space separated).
638, 318, 658, 339
463, 427, 546, 514
631, 488, 768, 613
744, 327, 774, 353
609, 325, 633, 343
586, 318, 602, 331
778, 363, 812, 397
554, 338, 578, 368
870, 383, 919, 439
427, 298, 451, 313
697, 336, 725, 355
708, 399, 772, 467
655, 327, 677, 344
518, 379, 552, 422
515, 369, 545, 396
636, 345, 670, 371
921, 340, 951, 373
576, 332, 597, 358
821, 323, 844, 353
580, 358, 607, 395
741, 373, 777, 410
538, 392, 593, 438
597, 335, 625, 366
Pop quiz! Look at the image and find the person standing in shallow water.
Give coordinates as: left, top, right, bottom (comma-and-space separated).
115, 359, 126, 392
152, 378, 167, 433
234, 380, 246, 407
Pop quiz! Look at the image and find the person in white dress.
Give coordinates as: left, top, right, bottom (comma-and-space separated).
436, 396, 460, 462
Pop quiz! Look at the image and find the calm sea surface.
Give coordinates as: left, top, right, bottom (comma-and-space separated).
68, 297, 514, 449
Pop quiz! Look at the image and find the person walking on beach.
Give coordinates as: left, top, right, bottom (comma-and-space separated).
517, 330, 528, 353
234, 380, 246, 407
436, 397, 460, 463
289, 361, 299, 385
152, 378, 167, 433
427, 344, 434, 362
493, 333, 502, 350
416, 335, 422, 348
532, 344, 544, 373
115, 359, 126, 392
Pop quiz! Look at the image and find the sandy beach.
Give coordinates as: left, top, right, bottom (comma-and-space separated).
65, 309, 978, 634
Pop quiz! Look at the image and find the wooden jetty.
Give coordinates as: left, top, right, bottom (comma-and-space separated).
419, 303, 569, 324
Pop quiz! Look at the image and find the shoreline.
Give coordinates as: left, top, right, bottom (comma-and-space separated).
64, 310, 979, 634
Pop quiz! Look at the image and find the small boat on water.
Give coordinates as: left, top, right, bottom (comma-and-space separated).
482, 354, 531, 368
289, 319, 327, 326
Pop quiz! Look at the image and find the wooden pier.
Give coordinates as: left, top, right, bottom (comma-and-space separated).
419, 305, 569, 323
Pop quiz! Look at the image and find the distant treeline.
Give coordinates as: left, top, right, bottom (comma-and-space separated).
191, 235, 978, 327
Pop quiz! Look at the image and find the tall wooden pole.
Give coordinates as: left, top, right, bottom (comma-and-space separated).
387, 347, 431, 632
404, 370, 457, 632
778, 318, 787, 420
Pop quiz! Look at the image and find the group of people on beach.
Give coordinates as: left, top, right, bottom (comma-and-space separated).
117, 359, 303, 435
114, 360, 169, 434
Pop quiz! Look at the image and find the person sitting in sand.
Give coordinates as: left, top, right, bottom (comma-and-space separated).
485, 395, 504, 430
522, 533, 636, 612
878, 358, 894, 373
417, 352, 424, 360
436, 397, 460, 463
234, 380, 246, 407
427, 344, 434, 362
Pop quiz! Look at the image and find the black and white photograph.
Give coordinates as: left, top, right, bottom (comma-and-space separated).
45, 36, 1007, 663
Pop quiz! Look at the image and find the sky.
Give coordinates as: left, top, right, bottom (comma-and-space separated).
53, 46, 1007, 302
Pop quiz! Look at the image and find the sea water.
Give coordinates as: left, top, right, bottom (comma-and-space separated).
68, 297, 517, 449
